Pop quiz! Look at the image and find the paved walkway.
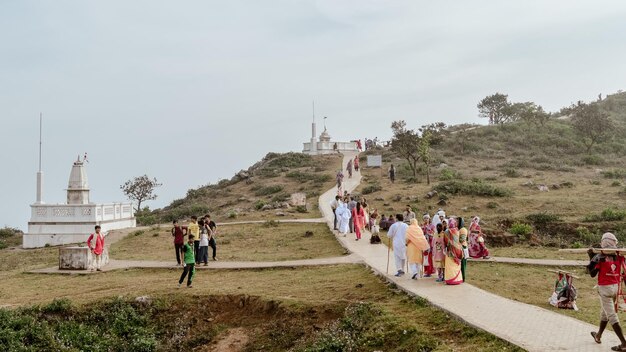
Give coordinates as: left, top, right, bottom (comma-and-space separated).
469, 256, 587, 266
217, 218, 326, 226
29, 254, 362, 275
319, 152, 616, 352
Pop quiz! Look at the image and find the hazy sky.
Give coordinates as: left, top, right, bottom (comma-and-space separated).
2, 1, 626, 230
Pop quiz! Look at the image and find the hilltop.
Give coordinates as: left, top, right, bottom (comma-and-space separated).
357, 90, 626, 246
146, 152, 342, 224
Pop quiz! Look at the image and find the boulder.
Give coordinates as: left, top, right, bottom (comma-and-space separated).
437, 199, 447, 206
275, 212, 286, 217
425, 191, 438, 199
290, 193, 307, 206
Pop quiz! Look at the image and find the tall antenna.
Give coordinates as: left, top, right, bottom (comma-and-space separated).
38, 113, 42, 172
312, 100, 315, 123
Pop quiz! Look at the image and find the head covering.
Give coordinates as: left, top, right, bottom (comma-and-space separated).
472, 216, 480, 225
448, 217, 457, 230
423, 214, 430, 220
438, 210, 446, 218
601, 232, 618, 249
406, 219, 430, 251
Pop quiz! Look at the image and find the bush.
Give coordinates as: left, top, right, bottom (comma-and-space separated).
439, 168, 463, 181
509, 222, 533, 238
486, 202, 499, 209
295, 205, 308, 213
583, 208, 626, 222
576, 227, 601, 245
525, 212, 561, 225
264, 152, 313, 168
254, 200, 266, 210
0, 227, 21, 238
262, 220, 279, 228
582, 155, 605, 166
362, 184, 382, 195
612, 181, 622, 187
433, 179, 513, 197
254, 185, 284, 196
285, 171, 332, 184
137, 215, 157, 226
503, 168, 521, 178
227, 211, 238, 219
602, 169, 626, 179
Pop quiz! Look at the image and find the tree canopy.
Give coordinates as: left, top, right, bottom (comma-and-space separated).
477, 93, 513, 125
120, 175, 162, 212
390, 120, 421, 179
570, 101, 614, 152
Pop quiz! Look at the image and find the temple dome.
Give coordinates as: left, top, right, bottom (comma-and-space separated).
319, 128, 331, 142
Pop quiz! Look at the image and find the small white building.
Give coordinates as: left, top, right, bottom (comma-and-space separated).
23, 157, 136, 248
302, 119, 357, 155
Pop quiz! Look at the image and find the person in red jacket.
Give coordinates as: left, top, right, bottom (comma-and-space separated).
589, 232, 626, 351
87, 225, 105, 271
171, 220, 186, 266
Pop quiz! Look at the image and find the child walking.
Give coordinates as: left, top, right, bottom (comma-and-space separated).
433, 223, 446, 282
198, 225, 209, 265
178, 235, 196, 288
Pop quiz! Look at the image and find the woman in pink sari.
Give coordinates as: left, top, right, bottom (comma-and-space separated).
468, 216, 490, 259
352, 202, 365, 241
421, 214, 436, 277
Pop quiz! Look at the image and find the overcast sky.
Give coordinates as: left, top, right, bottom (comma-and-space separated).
2, 1, 626, 230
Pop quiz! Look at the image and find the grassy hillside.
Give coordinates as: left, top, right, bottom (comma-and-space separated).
357, 91, 626, 246
148, 152, 342, 224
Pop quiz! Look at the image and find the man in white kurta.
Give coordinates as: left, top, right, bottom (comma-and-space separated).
387, 214, 409, 276
335, 202, 351, 235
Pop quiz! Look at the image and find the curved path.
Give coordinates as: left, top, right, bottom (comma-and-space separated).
319, 152, 615, 352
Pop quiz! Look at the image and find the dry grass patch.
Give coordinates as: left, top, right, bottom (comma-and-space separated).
490, 245, 587, 260
468, 261, 599, 325
110, 222, 346, 262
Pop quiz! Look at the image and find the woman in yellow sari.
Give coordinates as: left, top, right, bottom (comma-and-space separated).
444, 217, 464, 285
406, 219, 431, 280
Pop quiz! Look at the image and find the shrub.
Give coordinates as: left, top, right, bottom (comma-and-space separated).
254, 185, 284, 196
503, 168, 521, 178
582, 155, 605, 166
265, 152, 313, 168
295, 205, 308, 213
137, 215, 157, 226
525, 212, 561, 225
271, 193, 290, 202
439, 168, 463, 181
227, 211, 237, 219
583, 208, 626, 222
0, 227, 21, 238
612, 181, 622, 187
433, 179, 513, 197
602, 169, 626, 179
262, 220, 279, 228
576, 227, 601, 245
254, 200, 266, 210
486, 202, 499, 209
509, 222, 533, 238
285, 171, 331, 184
362, 184, 382, 195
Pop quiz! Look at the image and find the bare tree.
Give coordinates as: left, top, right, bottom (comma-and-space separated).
418, 130, 433, 185
120, 175, 162, 211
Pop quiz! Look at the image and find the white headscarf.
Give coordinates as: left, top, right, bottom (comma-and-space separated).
601, 232, 618, 249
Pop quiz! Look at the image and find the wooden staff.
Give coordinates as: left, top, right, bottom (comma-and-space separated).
560, 248, 626, 254
386, 239, 391, 274
547, 269, 580, 279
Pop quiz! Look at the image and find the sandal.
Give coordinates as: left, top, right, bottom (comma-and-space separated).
611, 345, 626, 351
591, 331, 601, 344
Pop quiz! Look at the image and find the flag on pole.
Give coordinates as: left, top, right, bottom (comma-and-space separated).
83, 152, 89, 163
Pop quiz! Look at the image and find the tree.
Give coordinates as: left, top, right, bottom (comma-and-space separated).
418, 130, 433, 185
120, 175, 162, 212
511, 102, 550, 127
390, 120, 421, 180
419, 122, 448, 146
477, 93, 513, 125
570, 101, 613, 153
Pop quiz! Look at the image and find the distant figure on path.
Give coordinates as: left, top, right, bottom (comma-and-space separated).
347, 197, 357, 233
336, 170, 344, 190
171, 220, 185, 266
433, 223, 446, 282
330, 195, 340, 230
354, 156, 360, 172
87, 225, 105, 271
444, 218, 464, 285
468, 216, 490, 259
198, 223, 209, 265
352, 201, 365, 241
403, 205, 416, 224
356, 139, 362, 151
205, 214, 218, 261
187, 216, 200, 260
335, 202, 351, 235
388, 164, 396, 183
588, 232, 626, 350
406, 219, 430, 280
333, 142, 338, 153
178, 235, 196, 288
387, 214, 408, 277
346, 159, 353, 178
422, 214, 436, 277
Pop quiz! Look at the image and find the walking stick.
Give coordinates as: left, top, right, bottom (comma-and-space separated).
386, 240, 390, 274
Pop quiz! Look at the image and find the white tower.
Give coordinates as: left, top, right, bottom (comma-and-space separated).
66, 156, 90, 205
310, 101, 318, 154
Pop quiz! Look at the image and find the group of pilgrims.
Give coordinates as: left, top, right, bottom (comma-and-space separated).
332, 197, 492, 285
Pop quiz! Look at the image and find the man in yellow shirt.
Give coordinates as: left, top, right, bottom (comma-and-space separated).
187, 216, 200, 262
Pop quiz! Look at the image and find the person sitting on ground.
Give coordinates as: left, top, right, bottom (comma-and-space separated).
589, 232, 626, 351
379, 214, 388, 231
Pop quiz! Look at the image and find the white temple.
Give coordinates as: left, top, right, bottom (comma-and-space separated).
23, 156, 136, 248
302, 118, 357, 155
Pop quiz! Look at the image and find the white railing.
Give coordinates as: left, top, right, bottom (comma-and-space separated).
30, 202, 135, 222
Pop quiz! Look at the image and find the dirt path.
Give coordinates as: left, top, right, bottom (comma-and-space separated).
207, 328, 249, 352
318, 152, 617, 352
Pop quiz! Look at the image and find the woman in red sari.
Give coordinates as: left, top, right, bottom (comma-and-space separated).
421, 214, 436, 277
468, 216, 490, 259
